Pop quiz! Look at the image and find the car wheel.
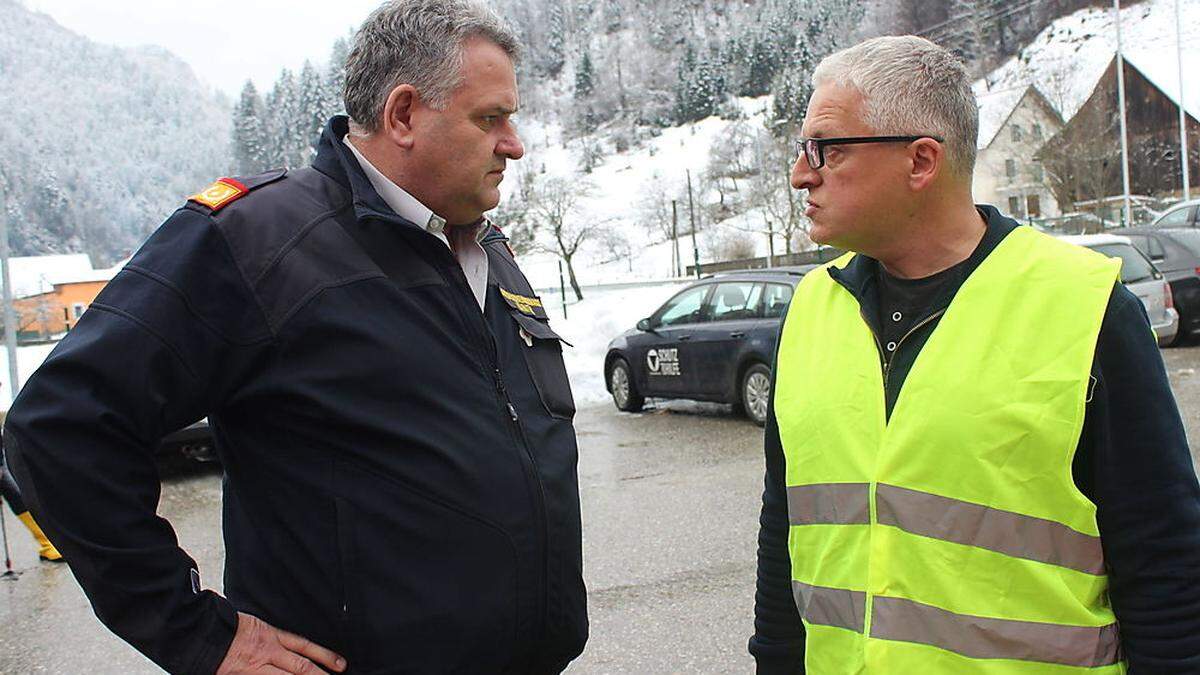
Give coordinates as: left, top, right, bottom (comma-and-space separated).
741, 363, 771, 427
609, 358, 645, 412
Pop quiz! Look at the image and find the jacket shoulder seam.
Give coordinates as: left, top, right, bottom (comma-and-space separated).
87, 303, 202, 381
274, 272, 389, 330
249, 200, 354, 287
121, 265, 275, 347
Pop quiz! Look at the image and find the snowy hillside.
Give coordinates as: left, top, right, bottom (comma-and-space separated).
976, 0, 1200, 127
0, 0, 232, 265
509, 96, 796, 290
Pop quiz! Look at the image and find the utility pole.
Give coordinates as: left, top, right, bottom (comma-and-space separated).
1114, 0, 1133, 226
766, 219, 776, 268
686, 170, 700, 278
0, 189, 18, 404
558, 260, 567, 320
1177, 0, 1191, 200
756, 131, 773, 269
671, 199, 680, 277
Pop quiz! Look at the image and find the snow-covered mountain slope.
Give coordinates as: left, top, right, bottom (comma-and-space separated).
977, 0, 1200, 126
0, 0, 231, 265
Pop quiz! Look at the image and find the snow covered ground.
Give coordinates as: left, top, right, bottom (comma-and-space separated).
0, 342, 60, 408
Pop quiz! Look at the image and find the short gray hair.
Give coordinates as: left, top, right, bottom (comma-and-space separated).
812, 36, 978, 179
344, 0, 521, 134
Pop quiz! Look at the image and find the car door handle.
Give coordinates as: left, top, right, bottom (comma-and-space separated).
677, 334, 692, 341
729, 331, 746, 338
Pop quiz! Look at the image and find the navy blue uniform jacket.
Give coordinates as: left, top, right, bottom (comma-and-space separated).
4, 116, 588, 675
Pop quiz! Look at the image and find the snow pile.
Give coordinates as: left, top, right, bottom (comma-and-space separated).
0, 343, 60, 406
977, 0, 1200, 122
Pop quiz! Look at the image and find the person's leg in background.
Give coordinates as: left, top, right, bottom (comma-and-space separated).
1, 458, 63, 562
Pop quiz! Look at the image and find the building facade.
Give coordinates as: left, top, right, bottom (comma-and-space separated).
973, 85, 1065, 221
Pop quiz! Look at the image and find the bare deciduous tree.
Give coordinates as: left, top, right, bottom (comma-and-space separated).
749, 132, 810, 255
526, 175, 601, 301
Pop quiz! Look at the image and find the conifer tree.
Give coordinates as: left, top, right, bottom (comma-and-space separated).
324, 36, 350, 121
299, 60, 326, 156
574, 50, 595, 99
266, 69, 306, 168
542, 1, 566, 77
232, 80, 269, 174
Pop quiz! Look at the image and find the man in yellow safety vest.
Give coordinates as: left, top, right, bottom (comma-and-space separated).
749, 35, 1200, 674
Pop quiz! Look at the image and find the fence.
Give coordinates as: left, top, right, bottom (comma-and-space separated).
686, 247, 846, 276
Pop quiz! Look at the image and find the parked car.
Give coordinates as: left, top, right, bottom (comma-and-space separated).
158, 419, 216, 463
1111, 227, 1200, 343
1149, 199, 1200, 228
1060, 234, 1179, 345
603, 267, 812, 425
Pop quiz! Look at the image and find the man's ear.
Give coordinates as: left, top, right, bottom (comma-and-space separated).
909, 138, 944, 192
381, 84, 419, 150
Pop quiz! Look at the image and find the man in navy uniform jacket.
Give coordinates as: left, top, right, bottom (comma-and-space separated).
4, 1, 588, 673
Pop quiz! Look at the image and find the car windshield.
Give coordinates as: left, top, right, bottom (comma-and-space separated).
1154, 205, 1192, 227
1091, 243, 1156, 284
1164, 229, 1200, 257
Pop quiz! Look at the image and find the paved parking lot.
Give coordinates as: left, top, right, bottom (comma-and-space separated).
2, 344, 1199, 673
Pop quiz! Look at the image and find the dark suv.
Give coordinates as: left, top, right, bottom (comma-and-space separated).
603, 267, 811, 425
1112, 227, 1200, 343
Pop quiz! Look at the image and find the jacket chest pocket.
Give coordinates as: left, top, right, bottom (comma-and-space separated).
507, 308, 576, 420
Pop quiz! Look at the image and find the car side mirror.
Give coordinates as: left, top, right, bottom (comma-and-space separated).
637, 318, 654, 332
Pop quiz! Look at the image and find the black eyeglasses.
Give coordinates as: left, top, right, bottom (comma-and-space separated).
796, 135, 945, 170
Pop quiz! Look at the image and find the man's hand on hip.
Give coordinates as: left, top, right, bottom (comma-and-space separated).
216, 612, 347, 674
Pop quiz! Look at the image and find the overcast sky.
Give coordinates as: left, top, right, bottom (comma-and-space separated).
21, 0, 387, 97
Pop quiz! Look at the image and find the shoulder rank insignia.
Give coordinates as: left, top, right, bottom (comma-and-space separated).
189, 178, 247, 212
187, 168, 287, 214
500, 288, 544, 317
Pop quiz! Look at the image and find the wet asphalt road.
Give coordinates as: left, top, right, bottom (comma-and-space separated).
2, 345, 1200, 674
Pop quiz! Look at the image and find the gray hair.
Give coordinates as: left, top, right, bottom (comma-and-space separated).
812, 36, 978, 179
344, 0, 521, 134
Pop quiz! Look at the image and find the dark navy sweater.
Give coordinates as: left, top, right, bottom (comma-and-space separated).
750, 207, 1200, 673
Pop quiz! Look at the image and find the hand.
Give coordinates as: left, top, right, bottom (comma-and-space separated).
215, 612, 347, 674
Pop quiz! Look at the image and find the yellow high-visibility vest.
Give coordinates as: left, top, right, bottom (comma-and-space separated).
776, 226, 1126, 674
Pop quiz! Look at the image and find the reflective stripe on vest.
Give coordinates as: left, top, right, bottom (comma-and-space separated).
776, 226, 1125, 673
788, 483, 1106, 575
788, 582, 1121, 668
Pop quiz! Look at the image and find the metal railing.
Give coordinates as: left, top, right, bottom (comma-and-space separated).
686, 247, 846, 276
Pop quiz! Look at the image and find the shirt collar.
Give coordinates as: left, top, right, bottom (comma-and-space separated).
341, 134, 451, 237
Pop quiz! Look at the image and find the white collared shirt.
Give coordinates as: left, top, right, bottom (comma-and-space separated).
342, 135, 489, 312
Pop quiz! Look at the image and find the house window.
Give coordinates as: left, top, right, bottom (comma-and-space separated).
1027, 194, 1042, 218
1031, 164, 1044, 182
1005, 159, 1017, 181
1011, 125, 1022, 142
1008, 196, 1025, 217
71, 303, 86, 320
1032, 123, 1043, 140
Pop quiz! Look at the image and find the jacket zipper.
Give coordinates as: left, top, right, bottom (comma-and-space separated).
857, 307, 947, 406
437, 236, 551, 644
883, 309, 946, 391
363, 216, 552, 640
